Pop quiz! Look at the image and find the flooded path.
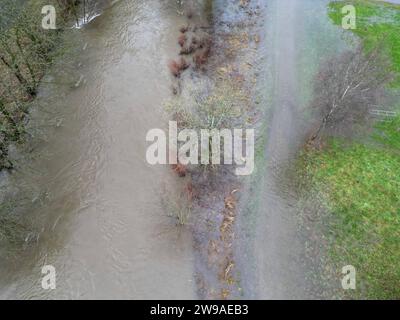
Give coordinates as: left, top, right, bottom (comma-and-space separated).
0, 0, 195, 299
255, 0, 307, 299
253, 0, 347, 299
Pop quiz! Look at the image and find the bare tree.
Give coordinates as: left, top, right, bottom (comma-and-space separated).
310, 44, 393, 141
0, 34, 36, 97
0, 0, 80, 170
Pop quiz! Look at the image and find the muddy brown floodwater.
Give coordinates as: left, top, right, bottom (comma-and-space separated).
255, 0, 309, 299
0, 0, 195, 299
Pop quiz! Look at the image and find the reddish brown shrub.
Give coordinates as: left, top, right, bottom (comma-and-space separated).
168, 58, 190, 77
193, 47, 210, 68
171, 163, 187, 177
168, 60, 181, 77
178, 34, 187, 47
185, 182, 194, 202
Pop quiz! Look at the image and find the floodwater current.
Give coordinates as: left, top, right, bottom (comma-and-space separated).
0, 0, 195, 299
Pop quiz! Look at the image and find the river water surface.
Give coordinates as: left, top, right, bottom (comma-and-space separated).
0, 0, 195, 299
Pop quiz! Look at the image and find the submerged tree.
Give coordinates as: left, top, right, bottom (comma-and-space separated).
0, 0, 84, 170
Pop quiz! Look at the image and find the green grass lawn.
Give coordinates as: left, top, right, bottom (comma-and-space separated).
329, 0, 400, 86
302, 119, 400, 298
300, 1, 400, 299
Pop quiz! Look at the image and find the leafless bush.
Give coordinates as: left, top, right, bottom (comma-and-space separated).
310, 44, 393, 141
164, 80, 249, 175
165, 80, 248, 130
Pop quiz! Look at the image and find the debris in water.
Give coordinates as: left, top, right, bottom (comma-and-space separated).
74, 75, 84, 88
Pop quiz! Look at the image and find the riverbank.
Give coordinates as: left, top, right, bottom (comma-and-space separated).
0, 0, 82, 169
162, 0, 265, 299
297, 0, 400, 299
0, 0, 80, 259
